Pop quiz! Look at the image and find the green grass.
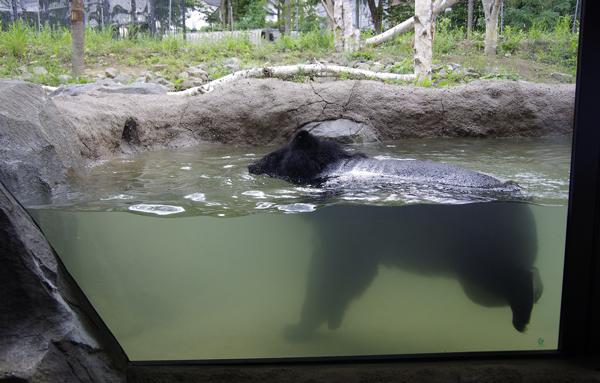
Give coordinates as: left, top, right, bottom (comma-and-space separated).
0, 19, 579, 87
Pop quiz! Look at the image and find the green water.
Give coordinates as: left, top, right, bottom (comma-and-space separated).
30, 136, 571, 361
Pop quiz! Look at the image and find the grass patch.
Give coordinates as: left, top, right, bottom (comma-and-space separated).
0, 20, 578, 87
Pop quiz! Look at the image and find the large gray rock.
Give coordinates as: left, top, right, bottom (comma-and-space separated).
53, 90, 192, 165
0, 80, 85, 205
300, 119, 379, 143
0, 181, 128, 382
177, 79, 574, 145
49, 78, 575, 165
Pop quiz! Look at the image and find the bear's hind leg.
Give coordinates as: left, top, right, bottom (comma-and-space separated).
504, 267, 539, 332
460, 265, 541, 332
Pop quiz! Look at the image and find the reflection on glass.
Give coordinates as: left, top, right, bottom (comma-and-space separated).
30, 137, 569, 361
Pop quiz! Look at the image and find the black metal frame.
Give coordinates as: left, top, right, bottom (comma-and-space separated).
558, 0, 600, 357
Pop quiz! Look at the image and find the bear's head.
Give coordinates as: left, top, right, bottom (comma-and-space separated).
248, 130, 356, 184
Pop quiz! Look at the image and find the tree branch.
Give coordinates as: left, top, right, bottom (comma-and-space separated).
363, 0, 460, 47
169, 64, 417, 96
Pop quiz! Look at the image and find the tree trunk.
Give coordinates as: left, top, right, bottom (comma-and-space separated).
366, 0, 382, 34
220, 0, 226, 30
69, 0, 84, 77
414, 0, 433, 83
334, 0, 359, 53
467, 0, 474, 37
342, 1, 359, 53
481, 0, 502, 55
229, 0, 233, 31
363, 0, 458, 47
284, 0, 291, 34
334, 0, 343, 50
326, 0, 334, 30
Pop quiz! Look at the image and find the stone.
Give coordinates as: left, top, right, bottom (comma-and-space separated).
105, 67, 119, 78
46, 79, 576, 162
152, 77, 175, 91
48, 80, 167, 98
463, 71, 480, 80
152, 64, 168, 72
300, 119, 379, 143
57, 74, 72, 83
371, 62, 383, 73
0, 181, 128, 382
133, 75, 148, 83
195, 63, 209, 72
51, 90, 192, 164
31, 66, 48, 76
0, 80, 85, 205
336, 56, 350, 67
113, 73, 132, 84
314, 77, 337, 83
186, 67, 208, 79
551, 72, 575, 82
176, 79, 574, 145
224, 57, 241, 73
448, 63, 463, 72
432, 64, 444, 73
178, 79, 197, 90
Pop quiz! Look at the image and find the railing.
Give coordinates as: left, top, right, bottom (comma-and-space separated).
186, 29, 280, 45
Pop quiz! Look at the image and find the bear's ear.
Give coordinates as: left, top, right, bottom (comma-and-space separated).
291, 130, 317, 150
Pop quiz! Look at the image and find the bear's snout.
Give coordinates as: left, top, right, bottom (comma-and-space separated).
248, 161, 260, 175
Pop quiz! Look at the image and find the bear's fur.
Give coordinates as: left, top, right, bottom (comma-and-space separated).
247, 130, 541, 339
285, 203, 542, 340
248, 130, 510, 188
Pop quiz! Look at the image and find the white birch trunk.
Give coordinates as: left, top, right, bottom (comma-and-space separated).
482, 0, 502, 55
363, 0, 459, 47
169, 65, 417, 96
334, 0, 359, 53
414, 0, 433, 83
334, 0, 343, 52
343, 1, 359, 53
326, 0, 334, 30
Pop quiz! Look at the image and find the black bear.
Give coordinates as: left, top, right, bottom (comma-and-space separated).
283, 203, 542, 340
248, 130, 542, 339
248, 130, 514, 189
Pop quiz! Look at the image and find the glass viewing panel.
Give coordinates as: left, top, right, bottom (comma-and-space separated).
30, 136, 571, 361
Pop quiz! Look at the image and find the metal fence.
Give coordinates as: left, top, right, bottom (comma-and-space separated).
0, 0, 186, 34
186, 29, 281, 45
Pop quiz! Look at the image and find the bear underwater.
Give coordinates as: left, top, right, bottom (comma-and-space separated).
248, 130, 543, 339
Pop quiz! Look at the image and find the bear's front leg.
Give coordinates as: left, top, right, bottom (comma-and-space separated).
283, 248, 379, 341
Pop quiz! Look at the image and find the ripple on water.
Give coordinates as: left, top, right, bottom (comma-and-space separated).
128, 204, 185, 215
276, 203, 317, 213
184, 193, 206, 202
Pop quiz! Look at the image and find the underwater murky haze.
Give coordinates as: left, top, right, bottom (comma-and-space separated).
30, 136, 571, 361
